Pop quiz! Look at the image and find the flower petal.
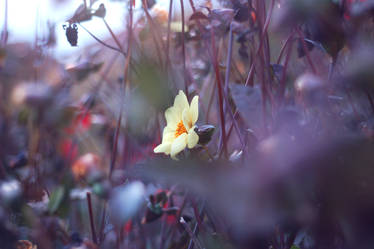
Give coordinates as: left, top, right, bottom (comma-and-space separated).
182, 108, 192, 130
174, 90, 189, 115
170, 133, 187, 157
165, 107, 178, 126
154, 142, 172, 155
189, 95, 199, 125
162, 126, 175, 143
187, 128, 199, 148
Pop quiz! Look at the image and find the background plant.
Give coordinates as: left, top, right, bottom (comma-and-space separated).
1, 0, 374, 249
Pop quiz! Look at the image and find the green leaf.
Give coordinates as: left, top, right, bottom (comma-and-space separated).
48, 186, 65, 214
291, 245, 301, 249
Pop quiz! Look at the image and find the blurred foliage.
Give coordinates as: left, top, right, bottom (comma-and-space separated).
1, 0, 374, 249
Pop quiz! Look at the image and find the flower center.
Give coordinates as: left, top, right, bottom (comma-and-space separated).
175, 120, 187, 138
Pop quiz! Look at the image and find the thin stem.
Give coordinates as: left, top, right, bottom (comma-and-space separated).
79, 24, 125, 55
180, 217, 204, 249
224, 23, 234, 93
180, 0, 188, 98
109, 0, 133, 178
188, 0, 196, 12
202, 145, 214, 161
165, 0, 173, 70
211, 28, 228, 159
1, 0, 8, 46
86, 192, 98, 244
245, 0, 275, 87
277, 32, 295, 65
223, 23, 245, 148
205, 76, 216, 122
296, 27, 317, 74
187, 201, 206, 249
109, 108, 123, 178
142, 0, 165, 67
103, 18, 124, 52
278, 34, 294, 104
366, 91, 374, 115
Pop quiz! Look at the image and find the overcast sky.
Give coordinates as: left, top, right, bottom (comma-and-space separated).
0, 0, 144, 58
0, 0, 213, 59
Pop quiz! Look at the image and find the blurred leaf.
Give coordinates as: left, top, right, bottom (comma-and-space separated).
342, 47, 374, 91
133, 58, 173, 110
229, 84, 263, 133
233, 1, 252, 23
291, 246, 300, 249
189, 11, 209, 21
306, 17, 345, 60
209, 8, 235, 32
48, 186, 65, 214
66, 62, 103, 81
67, 4, 92, 23
351, 1, 374, 18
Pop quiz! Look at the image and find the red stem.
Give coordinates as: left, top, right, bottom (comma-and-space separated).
211, 28, 228, 158
86, 192, 98, 244
103, 18, 124, 52
165, 0, 173, 70
245, 0, 275, 87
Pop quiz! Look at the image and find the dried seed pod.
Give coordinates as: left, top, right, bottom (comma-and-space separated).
63, 23, 78, 47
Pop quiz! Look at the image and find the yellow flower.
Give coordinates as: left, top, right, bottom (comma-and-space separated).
154, 90, 199, 159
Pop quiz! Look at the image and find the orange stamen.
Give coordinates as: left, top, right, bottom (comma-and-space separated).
175, 120, 187, 138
